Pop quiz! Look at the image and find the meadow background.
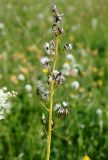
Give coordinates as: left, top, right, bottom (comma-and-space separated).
0, 0, 108, 159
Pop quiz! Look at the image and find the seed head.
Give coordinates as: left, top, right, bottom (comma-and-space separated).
52, 24, 64, 36
64, 43, 72, 50
50, 4, 64, 23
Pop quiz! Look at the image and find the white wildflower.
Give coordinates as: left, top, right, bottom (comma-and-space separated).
44, 43, 49, 50
0, 88, 17, 120
25, 84, 32, 92
0, 114, 5, 120
40, 56, 50, 69
96, 109, 102, 115
18, 74, 25, 81
40, 56, 50, 64
71, 81, 80, 90
66, 53, 75, 63
3, 87, 7, 91
44, 42, 50, 54
62, 63, 70, 76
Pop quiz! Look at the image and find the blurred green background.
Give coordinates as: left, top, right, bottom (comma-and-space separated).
0, 0, 108, 159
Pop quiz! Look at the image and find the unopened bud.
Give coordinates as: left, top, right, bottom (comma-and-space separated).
41, 113, 46, 125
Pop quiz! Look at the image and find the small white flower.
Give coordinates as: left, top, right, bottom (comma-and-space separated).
0, 114, 5, 120
66, 53, 75, 63
11, 91, 17, 97
53, 70, 59, 75
42, 113, 45, 120
54, 103, 61, 111
3, 87, 7, 91
62, 63, 70, 76
71, 81, 80, 90
40, 57, 50, 64
0, 22, 4, 30
0, 88, 16, 120
44, 42, 49, 50
96, 109, 102, 115
18, 74, 25, 81
25, 84, 32, 92
44, 43, 50, 54
68, 43, 72, 50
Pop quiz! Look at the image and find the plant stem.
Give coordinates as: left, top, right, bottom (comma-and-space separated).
46, 36, 58, 160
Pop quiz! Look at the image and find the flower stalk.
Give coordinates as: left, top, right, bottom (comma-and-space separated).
36, 4, 71, 160
46, 35, 58, 160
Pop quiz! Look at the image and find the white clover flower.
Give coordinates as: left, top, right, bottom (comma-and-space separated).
25, 84, 32, 92
66, 53, 75, 63
0, 88, 17, 120
96, 109, 102, 115
62, 63, 71, 76
18, 74, 25, 81
71, 81, 80, 90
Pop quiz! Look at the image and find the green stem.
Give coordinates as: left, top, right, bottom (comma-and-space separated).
46, 36, 58, 160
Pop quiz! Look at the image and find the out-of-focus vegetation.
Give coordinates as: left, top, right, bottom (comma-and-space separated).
0, 0, 108, 159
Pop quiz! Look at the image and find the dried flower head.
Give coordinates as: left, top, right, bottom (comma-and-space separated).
54, 101, 69, 118
52, 24, 64, 36
44, 41, 55, 55
40, 57, 51, 69
53, 70, 65, 85
50, 4, 64, 23
64, 43, 72, 50
36, 81, 49, 102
